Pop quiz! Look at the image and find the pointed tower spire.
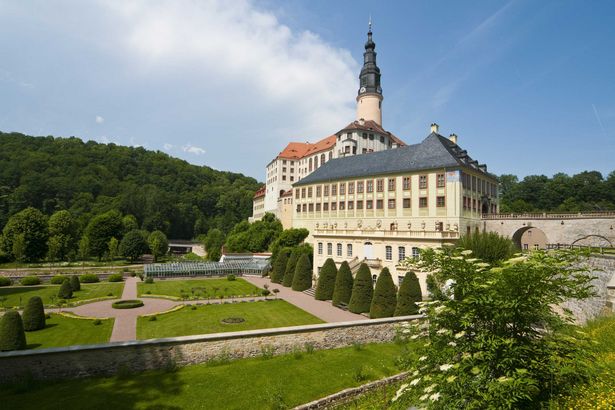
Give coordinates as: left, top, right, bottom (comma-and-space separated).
356, 18, 383, 125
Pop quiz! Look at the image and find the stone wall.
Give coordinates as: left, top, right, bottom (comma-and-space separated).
0, 316, 421, 383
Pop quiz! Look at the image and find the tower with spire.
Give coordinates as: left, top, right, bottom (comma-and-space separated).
356, 18, 383, 126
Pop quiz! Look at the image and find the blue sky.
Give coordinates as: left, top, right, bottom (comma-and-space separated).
1, 0, 613, 181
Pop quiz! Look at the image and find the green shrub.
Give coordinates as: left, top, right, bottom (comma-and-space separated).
332, 261, 353, 307
144, 277, 154, 284
395, 271, 422, 316
93, 319, 102, 325
0, 276, 12, 287
369, 267, 397, 318
58, 279, 73, 299
107, 273, 123, 282
70, 275, 81, 291
348, 263, 373, 314
457, 231, 518, 265
22, 296, 46, 331
270, 251, 288, 284
314, 258, 337, 301
291, 254, 312, 291
282, 251, 298, 287
261, 289, 271, 296
50, 275, 67, 285
112, 299, 144, 309
0, 310, 26, 351
19, 276, 41, 286
148, 315, 157, 321
79, 273, 99, 283
227, 274, 236, 281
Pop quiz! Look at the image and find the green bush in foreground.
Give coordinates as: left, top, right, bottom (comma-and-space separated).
282, 251, 298, 287
395, 271, 422, 316
314, 258, 337, 301
19, 276, 41, 286
457, 231, 518, 265
50, 275, 67, 285
270, 251, 288, 284
79, 273, 99, 283
22, 296, 46, 331
396, 248, 596, 409
291, 254, 312, 292
0, 310, 26, 351
348, 263, 373, 314
58, 279, 73, 299
332, 261, 353, 307
107, 273, 123, 282
70, 275, 81, 291
369, 267, 397, 319
0, 276, 12, 286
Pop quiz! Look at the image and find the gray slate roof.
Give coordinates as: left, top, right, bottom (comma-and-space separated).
293, 132, 493, 186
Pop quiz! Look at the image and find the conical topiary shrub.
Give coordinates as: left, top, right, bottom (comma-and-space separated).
292, 254, 312, 291
348, 263, 373, 314
282, 251, 298, 287
70, 275, 81, 292
0, 310, 27, 351
370, 267, 397, 318
315, 258, 337, 300
332, 261, 353, 307
58, 279, 73, 299
395, 271, 422, 316
271, 251, 288, 284
22, 296, 46, 331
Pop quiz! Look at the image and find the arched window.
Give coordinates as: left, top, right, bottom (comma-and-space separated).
329, 152, 333, 160
321, 153, 325, 164
314, 156, 319, 168
308, 158, 312, 172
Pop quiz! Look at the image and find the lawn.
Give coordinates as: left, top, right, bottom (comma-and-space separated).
0, 342, 407, 409
0, 283, 125, 308
137, 277, 262, 299
137, 299, 323, 339
23, 313, 114, 349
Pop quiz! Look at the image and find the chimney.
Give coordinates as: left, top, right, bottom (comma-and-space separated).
430, 123, 439, 133
448, 133, 458, 144
358, 118, 365, 125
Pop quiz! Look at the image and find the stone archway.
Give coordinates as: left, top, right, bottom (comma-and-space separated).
571, 235, 613, 248
512, 226, 549, 250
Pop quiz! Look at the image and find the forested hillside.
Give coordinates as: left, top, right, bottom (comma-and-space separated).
0, 132, 260, 239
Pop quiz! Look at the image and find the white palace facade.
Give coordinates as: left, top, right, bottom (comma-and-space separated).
251, 26, 498, 289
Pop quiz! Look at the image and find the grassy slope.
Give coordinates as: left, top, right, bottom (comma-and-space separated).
137, 300, 324, 339
0, 343, 405, 410
0, 283, 125, 308
25, 314, 114, 349
137, 278, 262, 299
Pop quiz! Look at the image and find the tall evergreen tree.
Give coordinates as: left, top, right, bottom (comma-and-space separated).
0, 310, 26, 351
315, 258, 337, 300
292, 253, 312, 291
69, 275, 81, 292
22, 296, 46, 331
370, 267, 397, 318
395, 271, 422, 316
271, 251, 288, 284
332, 261, 353, 307
282, 251, 298, 287
58, 279, 73, 299
348, 263, 373, 314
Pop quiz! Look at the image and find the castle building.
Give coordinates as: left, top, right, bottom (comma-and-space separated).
252, 26, 498, 289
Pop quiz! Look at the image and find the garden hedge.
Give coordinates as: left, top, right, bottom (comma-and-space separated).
50, 275, 67, 285
0, 310, 26, 351
332, 261, 353, 307
70, 275, 81, 291
112, 300, 144, 309
0, 277, 12, 287
395, 271, 422, 316
348, 263, 373, 314
107, 273, 123, 282
79, 273, 100, 283
282, 251, 298, 287
22, 296, 46, 331
369, 267, 397, 318
292, 253, 312, 291
58, 279, 73, 299
20, 276, 41, 286
314, 258, 337, 301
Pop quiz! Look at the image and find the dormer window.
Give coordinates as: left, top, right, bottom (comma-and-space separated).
346, 132, 352, 139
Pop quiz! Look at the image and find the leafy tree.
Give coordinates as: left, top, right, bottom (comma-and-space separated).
314, 258, 337, 300
22, 296, 46, 331
122, 214, 139, 233
107, 237, 119, 261
332, 261, 353, 307
397, 248, 596, 408
225, 213, 282, 253
85, 210, 123, 260
148, 230, 168, 262
0, 310, 26, 351
348, 263, 373, 314
78, 236, 89, 261
2, 207, 48, 261
269, 228, 309, 260
119, 229, 149, 262
70, 275, 81, 292
282, 251, 299, 287
47, 235, 62, 262
203, 228, 225, 262
395, 271, 422, 316
369, 267, 397, 318
47, 210, 78, 261
58, 279, 73, 299
270, 251, 289, 284
291, 253, 312, 291
457, 231, 518, 265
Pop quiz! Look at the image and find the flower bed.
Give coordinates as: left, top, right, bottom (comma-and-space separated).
112, 299, 144, 309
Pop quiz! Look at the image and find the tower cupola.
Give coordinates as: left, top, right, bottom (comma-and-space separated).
356, 19, 383, 125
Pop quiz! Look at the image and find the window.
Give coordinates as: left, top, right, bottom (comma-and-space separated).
367, 180, 374, 193
331, 202, 337, 211
366, 200, 373, 210
295, 189, 300, 199
534, 244, 540, 250
347, 201, 354, 210
388, 178, 395, 191
372, 275, 378, 286
331, 184, 337, 196
398, 276, 405, 285
309, 158, 312, 172
376, 199, 383, 209
308, 203, 314, 212
436, 196, 445, 207
339, 201, 345, 210
388, 199, 396, 209
380, 135, 384, 143
385, 246, 392, 260
368, 133, 374, 140
376, 179, 384, 192
419, 197, 428, 208
435, 222, 443, 231
282, 175, 286, 181
308, 187, 312, 197
398, 247, 406, 261
348, 182, 355, 194
362, 148, 367, 154
362, 133, 367, 139
419, 175, 428, 189
302, 204, 307, 212
437, 173, 445, 188
282, 167, 286, 172
344, 146, 350, 154
323, 203, 329, 211
301, 188, 306, 198
339, 183, 345, 195
403, 177, 411, 190
314, 157, 319, 169
327, 243, 332, 255
318, 243, 323, 255
316, 186, 322, 197
356, 200, 363, 210
282, 160, 287, 165
324, 185, 329, 196
320, 153, 325, 164
337, 243, 342, 257
523, 244, 528, 250
403, 198, 411, 208
412, 247, 420, 259
290, 176, 294, 182
290, 168, 294, 173
357, 181, 364, 193
296, 204, 301, 212
316, 203, 321, 211
347, 244, 353, 257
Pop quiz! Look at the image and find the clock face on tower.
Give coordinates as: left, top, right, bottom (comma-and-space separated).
360, 86, 366, 93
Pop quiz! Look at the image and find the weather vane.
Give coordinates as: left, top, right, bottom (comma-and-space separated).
368, 15, 372, 32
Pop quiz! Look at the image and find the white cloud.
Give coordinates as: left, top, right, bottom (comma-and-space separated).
182, 144, 206, 155
95, 115, 105, 124
163, 143, 174, 151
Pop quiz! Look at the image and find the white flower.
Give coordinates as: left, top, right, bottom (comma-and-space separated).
448, 341, 457, 347
410, 377, 421, 386
419, 394, 429, 401
439, 364, 453, 371
410, 334, 419, 340
434, 305, 446, 313
402, 329, 411, 334
497, 376, 511, 383
391, 384, 409, 402
461, 250, 473, 255
429, 393, 441, 401
412, 370, 420, 377
446, 375, 457, 383
454, 331, 466, 339
476, 262, 490, 268
436, 328, 449, 335
423, 383, 437, 393
419, 356, 427, 361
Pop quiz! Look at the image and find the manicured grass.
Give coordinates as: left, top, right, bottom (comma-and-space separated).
137, 277, 262, 299
137, 299, 324, 339
0, 342, 407, 409
0, 283, 125, 308
24, 313, 114, 349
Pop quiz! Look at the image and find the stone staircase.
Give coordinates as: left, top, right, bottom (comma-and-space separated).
303, 287, 316, 298
348, 257, 362, 274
